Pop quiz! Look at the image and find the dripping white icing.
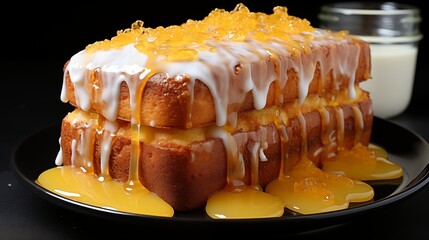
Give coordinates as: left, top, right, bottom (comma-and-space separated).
352, 105, 364, 130
352, 104, 365, 145
98, 120, 119, 179
62, 29, 362, 127
209, 126, 244, 180
55, 137, 63, 166
297, 112, 308, 155
57, 24, 370, 215
63, 44, 150, 121
335, 107, 345, 148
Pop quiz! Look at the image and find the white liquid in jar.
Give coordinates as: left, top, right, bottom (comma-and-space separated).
360, 43, 418, 118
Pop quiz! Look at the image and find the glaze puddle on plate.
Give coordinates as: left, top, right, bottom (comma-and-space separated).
10, 117, 429, 234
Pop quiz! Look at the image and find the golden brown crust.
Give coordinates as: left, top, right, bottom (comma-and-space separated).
63, 39, 371, 129
60, 96, 373, 211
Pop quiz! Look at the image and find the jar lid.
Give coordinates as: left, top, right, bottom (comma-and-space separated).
318, 2, 422, 38
358, 34, 423, 44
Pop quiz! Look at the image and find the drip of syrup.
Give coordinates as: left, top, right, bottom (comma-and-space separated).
206, 143, 401, 217
322, 143, 403, 181
264, 157, 374, 215
205, 180, 284, 219
36, 166, 174, 217
37, 143, 402, 218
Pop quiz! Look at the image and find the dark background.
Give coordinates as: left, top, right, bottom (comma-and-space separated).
1, 1, 428, 239
3, 0, 427, 64
2, 0, 427, 111
2, 0, 427, 149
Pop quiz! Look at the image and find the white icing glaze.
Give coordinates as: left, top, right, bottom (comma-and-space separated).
319, 106, 338, 161
352, 104, 365, 145
99, 120, 119, 178
70, 121, 96, 172
149, 120, 155, 127
297, 112, 308, 156
62, 29, 362, 127
249, 141, 261, 186
335, 107, 345, 148
60, 27, 367, 189
71, 139, 77, 166
209, 125, 244, 180
352, 105, 364, 130
55, 137, 63, 166
63, 44, 150, 121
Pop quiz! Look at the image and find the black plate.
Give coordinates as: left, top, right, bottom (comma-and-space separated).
10, 117, 429, 234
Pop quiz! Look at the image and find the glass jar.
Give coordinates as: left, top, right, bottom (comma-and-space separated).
318, 2, 423, 118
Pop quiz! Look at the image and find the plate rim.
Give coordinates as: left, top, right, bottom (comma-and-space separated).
9, 117, 429, 230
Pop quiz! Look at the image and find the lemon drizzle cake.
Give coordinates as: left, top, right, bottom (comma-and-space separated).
37, 3, 402, 218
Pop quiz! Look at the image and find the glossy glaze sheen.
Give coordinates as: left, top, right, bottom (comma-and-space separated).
10, 117, 429, 233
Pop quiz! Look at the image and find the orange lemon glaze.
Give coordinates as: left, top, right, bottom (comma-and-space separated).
37, 3, 402, 219
37, 142, 401, 217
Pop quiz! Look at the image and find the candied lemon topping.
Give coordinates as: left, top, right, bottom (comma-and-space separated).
85, 3, 315, 61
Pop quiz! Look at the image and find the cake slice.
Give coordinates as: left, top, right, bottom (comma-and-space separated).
54, 3, 374, 213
